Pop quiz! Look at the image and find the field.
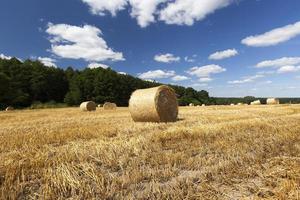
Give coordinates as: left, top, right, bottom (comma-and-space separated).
0, 105, 300, 199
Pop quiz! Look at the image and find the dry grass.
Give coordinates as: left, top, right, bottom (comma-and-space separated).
0, 105, 300, 199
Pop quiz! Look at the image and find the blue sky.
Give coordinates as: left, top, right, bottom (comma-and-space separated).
1, 0, 300, 97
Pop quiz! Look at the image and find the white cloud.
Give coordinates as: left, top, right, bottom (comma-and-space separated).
0, 53, 22, 61
118, 71, 127, 75
81, 0, 128, 16
242, 21, 300, 47
87, 62, 109, 69
187, 64, 226, 78
171, 75, 189, 81
154, 53, 180, 63
38, 57, 57, 67
199, 77, 213, 82
257, 71, 276, 75
129, 0, 167, 28
256, 57, 300, 68
81, 0, 234, 27
0, 53, 12, 60
264, 80, 273, 84
46, 23, 124, 62
228, 74, 264, 84
184, 56, 195, 63
209, 49, 238, 60
277, 65, 300, 73
138, 69, 175, 79
159, 0, 233, 26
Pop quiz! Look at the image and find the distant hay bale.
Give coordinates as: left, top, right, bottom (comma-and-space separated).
201, 104, 206, 107
267, 98, 280, 105
230, 103, 235, 106
250, 100, 261, 105
5, 106, 14, 111
189, 103, 195, 107
97, 104, 102, 108
129, 85, 178, 122
80, 101, 96, 111
103, 102, 117, 110
237, 103, 244, 106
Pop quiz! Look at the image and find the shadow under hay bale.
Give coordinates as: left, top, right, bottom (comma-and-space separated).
5, 106, 14, 111
103, 102, 117, 110
80, 101, 96, 111
129, 85, 178, 123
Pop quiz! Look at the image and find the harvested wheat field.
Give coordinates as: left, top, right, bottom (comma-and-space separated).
0, 105, 300, 199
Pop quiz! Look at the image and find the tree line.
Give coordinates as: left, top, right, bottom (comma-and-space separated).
1, 58, 299, 109
0, 58, 211, 109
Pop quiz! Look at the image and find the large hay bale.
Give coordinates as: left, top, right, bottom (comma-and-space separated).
201, 104, 206, 107
250, 100, 261, 105
189, 103, 195, 107
80, 101, 96, 111
237, 103, 244, 106
103, 102, 117, 110
129, 85, 178, 122
5, 106, 14, 111
267, 98, 280, 105
230, 103, 235, 106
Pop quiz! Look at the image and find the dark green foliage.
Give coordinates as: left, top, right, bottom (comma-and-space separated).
1, 57, 299, 109
0, 58, 68, 109
0, 58, 211, 108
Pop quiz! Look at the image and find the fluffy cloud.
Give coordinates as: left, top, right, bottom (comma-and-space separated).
199, 77, 213, 82
277, 65, 300, 73
209, 49, 238, 60
38, 57, 57, 67
46, 23, 124, 62
154, 53, 180, 63
87, 62, 109, 69
118, 71, 127, 75
159, 0, 233, 26
129, 0, 167, 27
171, 75, 189, 81
187, 64, 226, 78
81, 0, 234, 27
0, 53, 22, 61
256, 57, 300, 68
0, 53, 12, 60
242, 21, 300, 47
81, 0, 128, 16
228, 74, 264, 84
138, 69, 175, 79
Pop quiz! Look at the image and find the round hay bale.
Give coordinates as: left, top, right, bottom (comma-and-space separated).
5, 106, 14, 111
267, 98, 280, 105
97, 104, 102, 108
230, 103, 235, 106
129, 85, 178, 122
237, 103, 244, 106
250, 100, 261, 105
189, 103, 195, 107
201, 104, 206, 107
103, 102, 117, 110
80, 101, 96, 111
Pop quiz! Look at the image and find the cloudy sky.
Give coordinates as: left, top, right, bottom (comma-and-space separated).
1, 0, 300, 97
